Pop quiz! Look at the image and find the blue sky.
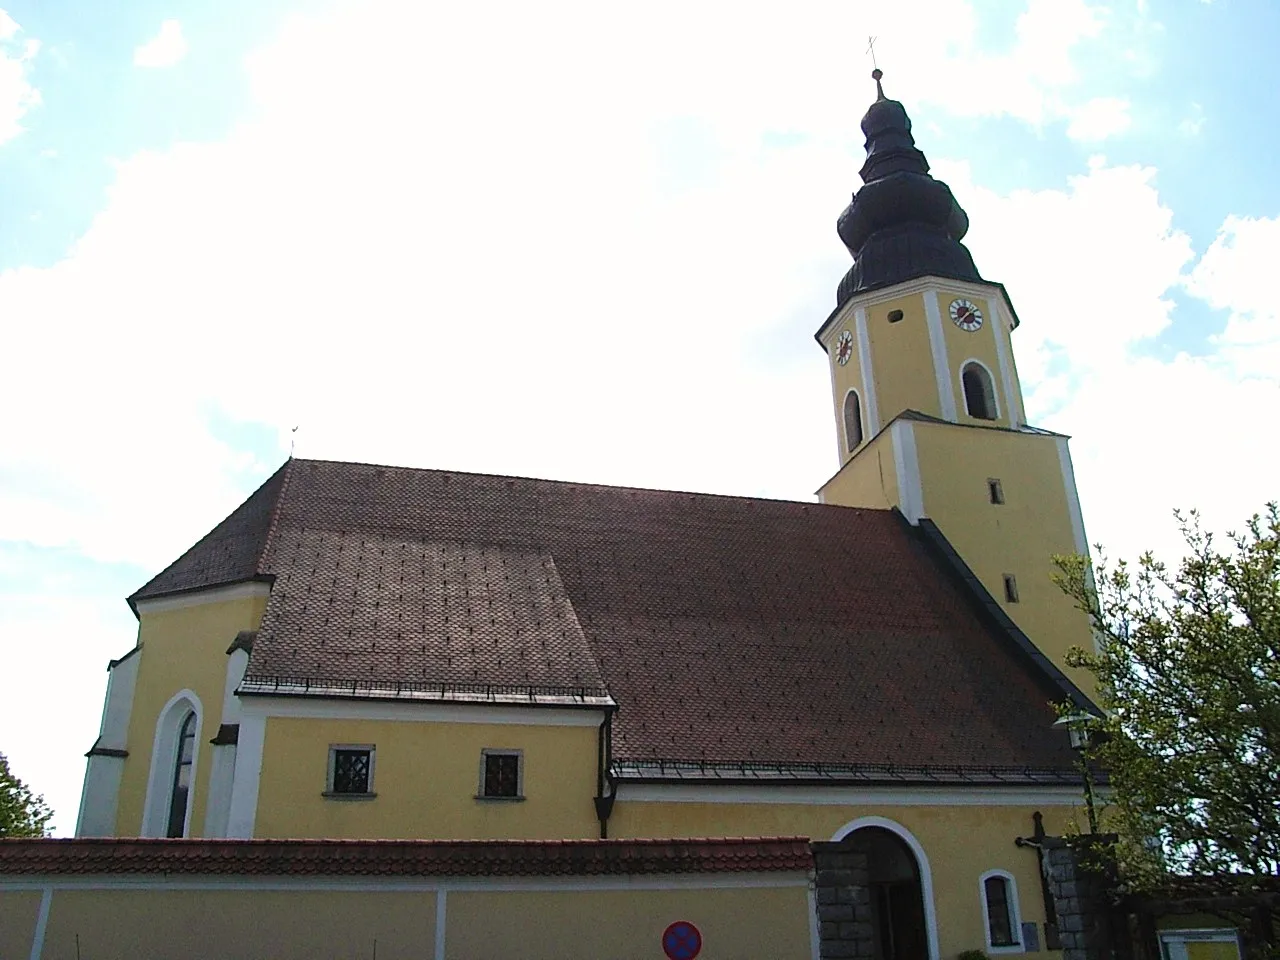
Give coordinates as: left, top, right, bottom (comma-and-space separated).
1, 0, 1277, 833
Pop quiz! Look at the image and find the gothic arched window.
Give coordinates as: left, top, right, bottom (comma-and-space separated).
980, 870, 1023, 952
844, 390, 864, 451
166, 711, 197, 837
962, 363, 998, 421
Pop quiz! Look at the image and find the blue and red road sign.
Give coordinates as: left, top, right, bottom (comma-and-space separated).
662, 920, 703, 960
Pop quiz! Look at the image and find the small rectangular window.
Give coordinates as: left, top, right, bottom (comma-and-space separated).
326, 745, 375, 798
988, 479, 1004, 504
480, 749, 523, 800
1003, 575, 1020, 604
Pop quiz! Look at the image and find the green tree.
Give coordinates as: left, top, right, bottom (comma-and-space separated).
1055, 504, 1280, 886
0, 751, 53, 838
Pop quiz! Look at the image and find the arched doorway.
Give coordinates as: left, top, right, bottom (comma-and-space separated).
850, 827, 929, 960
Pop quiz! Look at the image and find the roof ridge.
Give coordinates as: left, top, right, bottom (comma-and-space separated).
288, 457, 887, 515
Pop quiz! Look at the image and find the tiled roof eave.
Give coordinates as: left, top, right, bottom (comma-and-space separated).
611, 759, 1090, 786
237, 676, 616, 709
0, 837, 813, 878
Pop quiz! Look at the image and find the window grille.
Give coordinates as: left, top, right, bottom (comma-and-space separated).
482, 751, 521, 799
329, 747, 374, 795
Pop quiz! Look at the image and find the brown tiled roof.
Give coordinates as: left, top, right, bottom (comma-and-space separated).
130, 458, 1084, 777
0, 837, 812, 877
127, 464, 289, 610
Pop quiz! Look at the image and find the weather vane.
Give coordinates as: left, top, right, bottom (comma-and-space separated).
290, 425, 299, 458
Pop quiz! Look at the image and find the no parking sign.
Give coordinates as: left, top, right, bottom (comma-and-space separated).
662, 920, 703, 959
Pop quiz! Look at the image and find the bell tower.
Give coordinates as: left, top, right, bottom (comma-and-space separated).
816, 71, 1094, 695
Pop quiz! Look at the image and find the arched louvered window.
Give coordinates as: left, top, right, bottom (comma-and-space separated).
844, 390, 864, 451
166, 711, 197, 837
962, 362, 998, 421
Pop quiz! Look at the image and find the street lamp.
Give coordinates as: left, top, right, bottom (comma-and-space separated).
1054, 712, 1100, 833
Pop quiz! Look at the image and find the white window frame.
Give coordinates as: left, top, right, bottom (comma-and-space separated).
478, 748, 524, 801
1159, 929, 1241, 960
843, 388, 864, 452
979, 869, 1024, 954
960, 359, 1001, 421
141, 689, 203, 838
324, 743, 377, 799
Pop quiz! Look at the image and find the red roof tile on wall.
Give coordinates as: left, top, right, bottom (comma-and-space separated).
0, 837, 813, 877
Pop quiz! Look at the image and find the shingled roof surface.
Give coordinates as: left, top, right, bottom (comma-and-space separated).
131, 458, 1080, 777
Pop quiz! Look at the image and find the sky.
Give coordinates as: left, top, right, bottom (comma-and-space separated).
1, 0, 1277, 835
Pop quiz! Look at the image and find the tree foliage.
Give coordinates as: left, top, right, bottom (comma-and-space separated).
0, 751, 53, 838
1055, 504, 1280, 886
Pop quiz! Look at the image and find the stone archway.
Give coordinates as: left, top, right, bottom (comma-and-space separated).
815, 819, 938, 960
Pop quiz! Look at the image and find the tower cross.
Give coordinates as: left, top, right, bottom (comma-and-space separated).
865, 36, 879, 71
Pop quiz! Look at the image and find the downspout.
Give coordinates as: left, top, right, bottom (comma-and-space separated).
593, 707, 618, 839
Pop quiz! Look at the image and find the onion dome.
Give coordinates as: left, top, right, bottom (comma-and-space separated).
835, 70, 982, 306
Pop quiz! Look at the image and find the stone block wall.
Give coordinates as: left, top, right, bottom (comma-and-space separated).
812, 842, 877, 959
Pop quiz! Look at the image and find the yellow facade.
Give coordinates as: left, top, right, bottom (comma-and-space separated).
0, 880, 811, 960
114, 588, 268, 836
255, 715, 601, 839
816, 423, 898, 509
861, 291, 946, 426
613, 800, 1079, 959
910, 419, 1095, 692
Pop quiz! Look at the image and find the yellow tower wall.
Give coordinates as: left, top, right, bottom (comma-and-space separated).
861, 291, 945, 425
910, 419, 1095, 692
115, 586, 269, 836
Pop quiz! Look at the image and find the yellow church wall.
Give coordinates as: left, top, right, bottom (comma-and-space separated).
115, 588, 269, 836
253, 715, 601, 839
816, 425, 899, 509
445, 885, 812, 960
0, 889, 42, 957
910, 420, 1096, 693
863, 291, 944, 423
611, 799, 1080, 958
31, 887, 436, 959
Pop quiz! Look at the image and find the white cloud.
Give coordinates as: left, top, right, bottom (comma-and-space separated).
0, 8, 39, 145
1186, 215, 1280, 378
1066, 96, 1132, 140
133, 19, 187, 69
1178, 102, 1205, 137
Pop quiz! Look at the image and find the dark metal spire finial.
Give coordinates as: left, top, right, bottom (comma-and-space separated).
866, 37, 885, 100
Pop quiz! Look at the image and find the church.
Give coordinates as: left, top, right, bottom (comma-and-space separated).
6, 74, 1104, 960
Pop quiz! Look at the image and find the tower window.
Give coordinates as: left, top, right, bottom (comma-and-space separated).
887, 309, 904, 323
1003, 575, 1020, 603
844, 390, 864, 452
962, 362, 998, 420
166, 711, 197, 838
988, 479, 1004, 504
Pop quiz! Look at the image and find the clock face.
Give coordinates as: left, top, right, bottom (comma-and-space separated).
949, 298, 984, 332
836, 330, 854, 366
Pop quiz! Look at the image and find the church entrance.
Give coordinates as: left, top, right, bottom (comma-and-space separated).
844, 827, 930, 960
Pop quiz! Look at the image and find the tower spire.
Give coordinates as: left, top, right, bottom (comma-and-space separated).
833, 72, 983, 305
